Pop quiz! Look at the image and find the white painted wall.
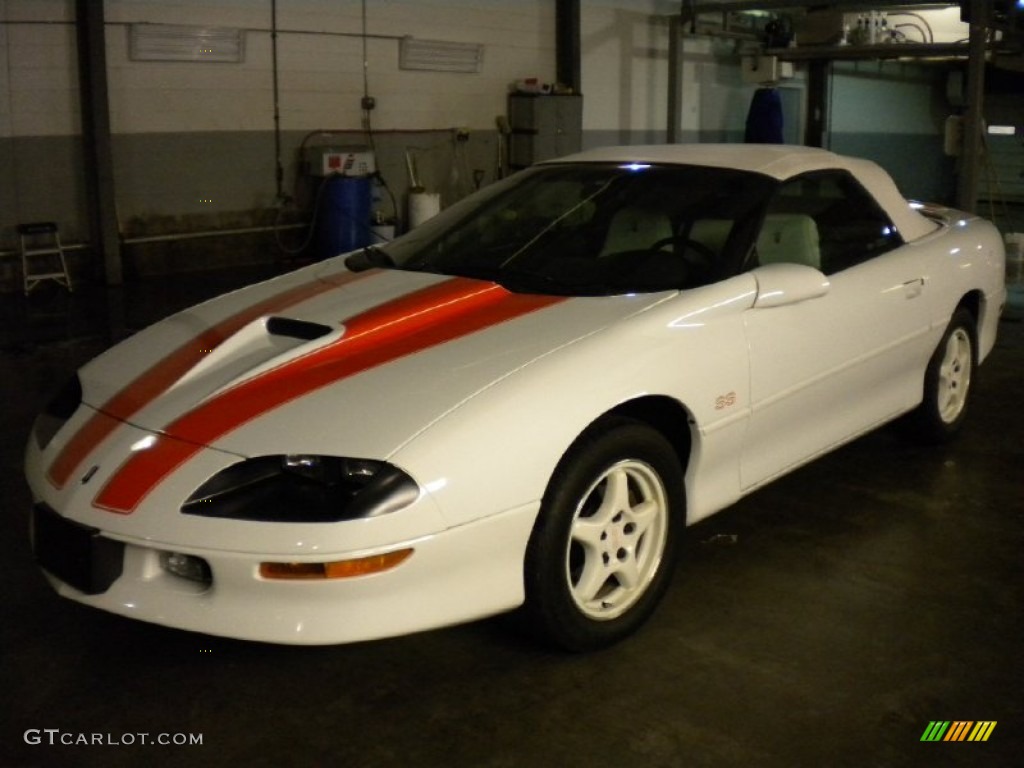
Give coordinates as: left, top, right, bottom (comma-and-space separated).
0, 0, 790, 254
0, 0, 767, 142
1, 0, 949, 267
580, 2, 801, 142
0, 0, 79, 138
0, 0, 558, 137
581, 0, 674, 134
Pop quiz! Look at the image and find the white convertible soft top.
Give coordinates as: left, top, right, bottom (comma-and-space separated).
548, 144, 940, 243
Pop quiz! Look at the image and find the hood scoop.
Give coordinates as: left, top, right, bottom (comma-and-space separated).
153, 315, 339, 405
265, 316, 332, 341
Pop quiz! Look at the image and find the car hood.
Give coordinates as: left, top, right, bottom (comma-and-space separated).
74, 260, 671, 460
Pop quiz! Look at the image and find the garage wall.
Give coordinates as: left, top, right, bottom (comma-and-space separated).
581, 0, 672, 145
0, 0, 962, 286
829, 60, 955, 204
0, 0, 781, 256
109, 0, 551, 133
1, 0, 88, 263
0, 0, 558, 280
581, 6, 806, 149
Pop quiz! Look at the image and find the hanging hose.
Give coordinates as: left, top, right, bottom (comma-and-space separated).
274, 175, 331, 256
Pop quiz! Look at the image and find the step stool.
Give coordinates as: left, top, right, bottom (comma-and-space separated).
18, 222, 73, 295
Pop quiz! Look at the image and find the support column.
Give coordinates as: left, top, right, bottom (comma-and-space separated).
76, 0, 122, 285
956, 0, 987, 214
555, 0, 581, 93
805, 60, 831, 149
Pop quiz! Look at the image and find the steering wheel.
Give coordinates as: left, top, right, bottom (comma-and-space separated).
646, 236, 716, 263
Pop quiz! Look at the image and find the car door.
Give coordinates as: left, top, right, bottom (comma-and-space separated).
740, 170, 932, 489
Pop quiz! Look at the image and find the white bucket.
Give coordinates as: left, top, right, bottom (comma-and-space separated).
408, 192, 441, 229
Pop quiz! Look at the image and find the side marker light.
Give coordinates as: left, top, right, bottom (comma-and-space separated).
259, 548, 413, 580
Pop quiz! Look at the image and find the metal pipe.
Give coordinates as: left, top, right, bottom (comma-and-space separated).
668, 15, 683, 143
0, 224, 307, 260
122, 223, 306, 246
0, 19, 406, 40
0, 242, 91, 259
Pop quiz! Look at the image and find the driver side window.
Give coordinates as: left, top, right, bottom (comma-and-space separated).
758, 171, 903, 275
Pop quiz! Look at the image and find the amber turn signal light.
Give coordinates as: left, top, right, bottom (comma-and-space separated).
259, 548, 413, 580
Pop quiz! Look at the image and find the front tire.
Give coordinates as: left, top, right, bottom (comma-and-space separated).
523, 417, 683, 651
909, 308, 976, 443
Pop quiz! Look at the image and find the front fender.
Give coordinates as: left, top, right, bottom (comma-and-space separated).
394, 276, 758, 529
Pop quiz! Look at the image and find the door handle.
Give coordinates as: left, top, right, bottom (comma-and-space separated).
902, 278, 924, 298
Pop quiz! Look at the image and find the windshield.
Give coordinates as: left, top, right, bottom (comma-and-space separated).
378, 162, 775, 296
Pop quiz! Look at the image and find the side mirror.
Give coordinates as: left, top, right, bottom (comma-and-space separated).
751, 262, 830, 309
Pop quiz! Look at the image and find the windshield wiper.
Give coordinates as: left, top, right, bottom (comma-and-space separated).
345, 245, 395, 273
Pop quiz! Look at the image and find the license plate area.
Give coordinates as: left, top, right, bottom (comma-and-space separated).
32, 504, 124, 595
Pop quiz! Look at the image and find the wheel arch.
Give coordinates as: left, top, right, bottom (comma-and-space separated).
523, 395, 690, 650
906, 303, 978, 443
953, 290, 983, 363
605, 395, 694, 471
956, 289, 981, 326
551, 394, 696, 520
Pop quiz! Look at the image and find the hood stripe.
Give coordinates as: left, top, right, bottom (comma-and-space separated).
47, 270, 373, 490
93, 277, 565, 514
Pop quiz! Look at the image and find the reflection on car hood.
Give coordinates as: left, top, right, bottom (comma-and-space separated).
75, 263, 669, 454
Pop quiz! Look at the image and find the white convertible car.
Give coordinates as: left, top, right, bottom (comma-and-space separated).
26, 145, 1006, 650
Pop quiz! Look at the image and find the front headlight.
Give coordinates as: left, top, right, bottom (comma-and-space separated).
180, 455, 419, 523
33, 374, 82, 450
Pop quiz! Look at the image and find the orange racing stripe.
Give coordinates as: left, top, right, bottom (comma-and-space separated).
92, 277, 565, 514
47, 270, 372, 489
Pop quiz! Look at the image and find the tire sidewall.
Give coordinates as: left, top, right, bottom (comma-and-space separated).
917, 308, 977, 441
524, 417, 684, 651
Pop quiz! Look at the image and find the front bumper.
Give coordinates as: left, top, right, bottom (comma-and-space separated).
32, 501, 539, 645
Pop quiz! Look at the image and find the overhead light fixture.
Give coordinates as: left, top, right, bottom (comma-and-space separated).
129, 23, 245, 63
399, 37, 483, 73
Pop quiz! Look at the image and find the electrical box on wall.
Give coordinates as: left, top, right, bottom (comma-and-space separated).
305, 147, 376, 177
741, 56, 793, 85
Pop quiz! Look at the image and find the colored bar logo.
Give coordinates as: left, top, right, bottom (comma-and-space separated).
920, 721, 997, 742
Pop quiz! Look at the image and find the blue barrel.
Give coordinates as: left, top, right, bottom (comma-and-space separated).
317, 175, 372, 259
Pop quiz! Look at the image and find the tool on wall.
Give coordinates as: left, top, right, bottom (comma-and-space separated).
446, 128, 473, 206
495, 115, 511, 180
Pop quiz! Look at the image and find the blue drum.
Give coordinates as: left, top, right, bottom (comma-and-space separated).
318, 175, 372, 259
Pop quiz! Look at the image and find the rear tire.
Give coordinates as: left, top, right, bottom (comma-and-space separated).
523, 417, 683, 651
908, 308, 976, 443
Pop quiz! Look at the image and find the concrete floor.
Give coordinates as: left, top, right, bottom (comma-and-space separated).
2, 272, 1022, 768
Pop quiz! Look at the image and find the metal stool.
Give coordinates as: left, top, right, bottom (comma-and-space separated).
17, 222, 73, 295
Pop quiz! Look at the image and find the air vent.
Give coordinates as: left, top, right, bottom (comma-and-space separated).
265, 317, 332, 341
